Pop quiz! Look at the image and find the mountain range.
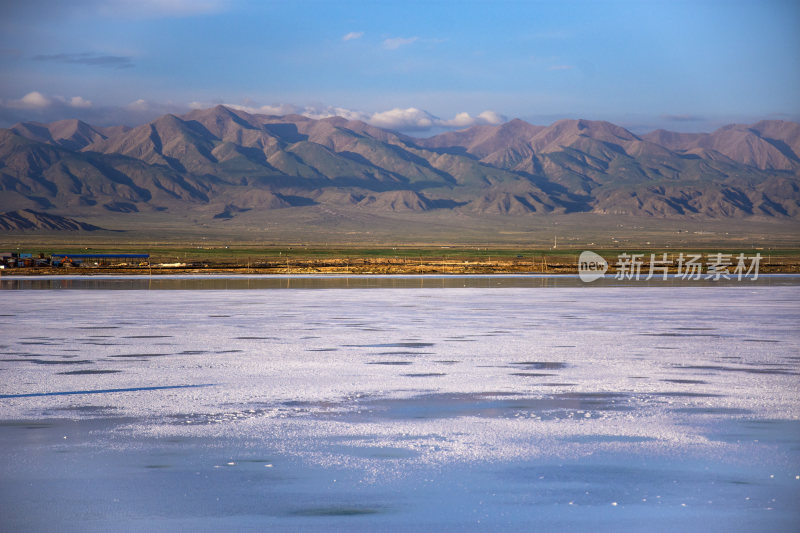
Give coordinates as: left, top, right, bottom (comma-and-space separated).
1, 106, 799, 232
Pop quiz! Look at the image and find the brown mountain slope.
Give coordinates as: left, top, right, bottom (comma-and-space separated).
357, 190, 432, 211
1, 109, 799, 223
83, 108, 461, 188
0, 130, 211, 212
10, 119, 107, 151
0, 209, 105, 231
85, 113, 219, 173
421, 118, 545, 158
642, 121, 800, 171
464, 191, 553, 215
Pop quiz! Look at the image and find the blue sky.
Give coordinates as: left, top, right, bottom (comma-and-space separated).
0, 0, 798, 134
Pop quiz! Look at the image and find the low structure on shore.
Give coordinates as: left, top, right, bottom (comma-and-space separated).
1, 252, 150, 269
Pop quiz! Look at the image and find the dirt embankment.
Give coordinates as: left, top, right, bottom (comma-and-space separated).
4, 254, 799, 276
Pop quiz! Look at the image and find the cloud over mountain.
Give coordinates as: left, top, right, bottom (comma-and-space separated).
188, 101, 506, 132
1, 92, 788, 141
10, 91, 52, 109
0, 92, 188, 129
3, 92, 94, 112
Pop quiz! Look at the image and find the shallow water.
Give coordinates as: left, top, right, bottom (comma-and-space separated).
0, 278, 798, 532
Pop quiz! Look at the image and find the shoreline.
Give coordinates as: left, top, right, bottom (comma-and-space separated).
3, 263, 799, 276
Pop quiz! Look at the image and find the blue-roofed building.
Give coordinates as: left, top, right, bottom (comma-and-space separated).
50, 254, 149, 267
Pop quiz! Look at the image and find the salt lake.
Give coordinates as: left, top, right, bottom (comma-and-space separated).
1, 275, 798, 532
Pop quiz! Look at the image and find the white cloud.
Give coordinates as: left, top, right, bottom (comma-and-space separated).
185, 101, 505, 132
68, 96, 93, 108
300, 106, 368, 122
330, 107, 507, 131
342, 31, 364, 42
0, 92, 190, 127
12, 91, 52, 109
440, 112, 476, 128
126, 99, 149, 111
217, 102, 303, 116
193, 101, 371, 122
549, 65, 574, 71
477, 110, 504, 125
230, 102, 506, 132
369, 107, 434, 129
366, 108, 505, 130
438, 111, 505, 128
260, 103, 306, 116
0, 92, 506, 134
382, 36, 418, 50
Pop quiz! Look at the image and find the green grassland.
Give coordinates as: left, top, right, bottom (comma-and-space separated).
2, 207, 798, 270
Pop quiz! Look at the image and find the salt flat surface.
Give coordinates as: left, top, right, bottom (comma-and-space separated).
1, 283, 798, 531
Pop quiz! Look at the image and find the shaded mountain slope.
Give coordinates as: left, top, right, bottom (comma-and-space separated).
0, 209, 105, 231
2, 108, 799, 222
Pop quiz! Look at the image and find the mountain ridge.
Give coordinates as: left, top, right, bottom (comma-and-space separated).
1, 106, 798, 231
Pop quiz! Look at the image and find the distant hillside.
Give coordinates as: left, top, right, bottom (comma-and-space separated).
1, 106, 798, 227
0, 209, 105, 231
